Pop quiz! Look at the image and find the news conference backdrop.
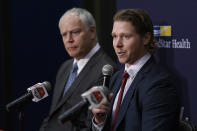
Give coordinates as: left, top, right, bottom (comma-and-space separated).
1, 0, 197, 130
0, 0, 80, 130
116, 0, 197, 125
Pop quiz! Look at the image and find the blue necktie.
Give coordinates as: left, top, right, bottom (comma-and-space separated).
63, 63, 78, 96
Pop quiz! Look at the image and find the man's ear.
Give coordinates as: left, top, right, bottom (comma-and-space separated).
143, 32, 151, 45
89, 25, 96, 40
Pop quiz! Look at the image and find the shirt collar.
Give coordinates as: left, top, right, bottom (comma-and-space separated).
73, 43, 100, 74
125, 53, 151, 78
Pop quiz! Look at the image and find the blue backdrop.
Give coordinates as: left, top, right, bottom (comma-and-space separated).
116, 0, 197, 125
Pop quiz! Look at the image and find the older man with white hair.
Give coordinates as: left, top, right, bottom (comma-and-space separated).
39, 8, 116, 131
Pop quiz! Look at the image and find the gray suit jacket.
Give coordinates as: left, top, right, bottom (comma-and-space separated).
40, 48, 117, 131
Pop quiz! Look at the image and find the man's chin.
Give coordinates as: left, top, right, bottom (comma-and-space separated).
118, 59, 127, 64
68, 52, 77, 57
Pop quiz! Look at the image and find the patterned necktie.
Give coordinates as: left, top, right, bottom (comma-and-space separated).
111, 71, 129, 131
63, 63, 78, 96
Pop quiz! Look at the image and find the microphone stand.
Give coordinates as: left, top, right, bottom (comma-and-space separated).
19, 109, 25, 131
17, 102, 28, 131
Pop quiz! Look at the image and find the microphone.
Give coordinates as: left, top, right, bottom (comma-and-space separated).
81, 64, 113, 109
58, 64, 113, 124
6, 81, 51, 112
102, 64, 114, 87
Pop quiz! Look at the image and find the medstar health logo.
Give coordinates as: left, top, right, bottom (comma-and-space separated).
154, 25, 171, 37
154, 25, 191, 49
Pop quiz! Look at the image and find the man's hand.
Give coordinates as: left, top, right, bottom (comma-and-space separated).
92, 93, 114, 124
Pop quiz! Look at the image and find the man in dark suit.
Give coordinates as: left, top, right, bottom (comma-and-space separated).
39, 8, 116, 131
92, 9, 179, 131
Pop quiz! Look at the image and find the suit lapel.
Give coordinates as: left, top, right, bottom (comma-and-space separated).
115, 72, 145, 129
51, 49, 103, 115
49, 60, 73, 115
56, 63, 72, 104
55, 61, 94, 110
114, 57, 154, 130
103, 70, 123, 130
110, 69, 124, 110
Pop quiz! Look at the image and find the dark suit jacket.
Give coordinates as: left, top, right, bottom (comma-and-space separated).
103, 56, 179, 131
40, 48, 117, 131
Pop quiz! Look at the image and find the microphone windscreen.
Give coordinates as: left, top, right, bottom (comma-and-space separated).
102, 64, 113, 76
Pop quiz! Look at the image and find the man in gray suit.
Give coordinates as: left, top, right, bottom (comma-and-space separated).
39, 8, 117, 131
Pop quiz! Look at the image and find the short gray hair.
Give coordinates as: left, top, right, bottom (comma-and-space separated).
59, 8, 96, 31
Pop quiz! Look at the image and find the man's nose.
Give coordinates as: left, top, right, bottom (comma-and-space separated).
67, 33, 74, 42
115, 37, 123, 47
